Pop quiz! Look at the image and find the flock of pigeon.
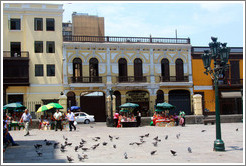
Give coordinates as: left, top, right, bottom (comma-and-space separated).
33, 132, 195, 163
33, 128, 240, 163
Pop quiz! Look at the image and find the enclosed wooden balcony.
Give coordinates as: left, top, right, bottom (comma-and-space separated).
70, 76, 103, 83
159, 76, 189, 82
117, 76, 147, 83
3, 51, 30, 86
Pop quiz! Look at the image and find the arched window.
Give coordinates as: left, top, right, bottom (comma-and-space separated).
134, 58, 143, 81
118, 58, 127, 82
67, 91, 76, 109
161, 58, 170, 81
175, 58, 184, 81
113, 91, 121, 111
89, 58, 99, 77
156, 90, 164, 104
73, 58, 82, 77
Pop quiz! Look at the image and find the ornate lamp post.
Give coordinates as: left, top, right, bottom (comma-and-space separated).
109, 88, 114, 127
202, 37, 230, 151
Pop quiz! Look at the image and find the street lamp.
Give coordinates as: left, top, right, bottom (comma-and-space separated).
109, 88, 114, 127
202, 37, 230, 151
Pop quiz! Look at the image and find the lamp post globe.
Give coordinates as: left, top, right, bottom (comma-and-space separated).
202, 37, 230, 151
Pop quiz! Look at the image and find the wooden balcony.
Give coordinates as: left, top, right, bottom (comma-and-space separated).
63, 35, 190, 44
3, 51, 30, 86
217, 79, 243, 89
159, 76, 189, 82
117, 76, 147, 83
70, 76, 103, 83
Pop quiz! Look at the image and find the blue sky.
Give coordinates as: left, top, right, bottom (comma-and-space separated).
60, 1, 244, 47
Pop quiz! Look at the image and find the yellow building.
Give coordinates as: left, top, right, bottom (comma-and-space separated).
3, 3, 64, 115
192, 47, 243, 115
63, 36, 193, 121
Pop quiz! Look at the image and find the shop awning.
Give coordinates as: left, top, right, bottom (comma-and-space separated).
221, 92, 242, 98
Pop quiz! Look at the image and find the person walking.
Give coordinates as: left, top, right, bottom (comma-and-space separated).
19, 109, 32, 136
53, 109, 63, 131
179, 111, 186, 127
66, 109, 76, 131
136, 111, 141, 127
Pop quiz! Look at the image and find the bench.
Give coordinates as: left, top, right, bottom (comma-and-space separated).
204, 119, 215, 125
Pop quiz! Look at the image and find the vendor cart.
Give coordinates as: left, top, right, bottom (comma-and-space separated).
118, 103, 139, 127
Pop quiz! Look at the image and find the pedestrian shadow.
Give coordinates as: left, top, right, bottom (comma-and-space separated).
226, 146, 243, 152
3, 140, 67, 163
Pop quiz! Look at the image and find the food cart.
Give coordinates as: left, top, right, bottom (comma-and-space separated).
151, 102, 176, 127
118, 103, 139, 127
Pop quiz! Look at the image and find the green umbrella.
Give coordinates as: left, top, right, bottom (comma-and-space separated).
155, 108, 164, 112
156, 102, 175, 110
37, 105, 54, 113
3, 103, 26, 110
120, 109, 130, 113
119, 103, 139, 108
47, 102, 63, 109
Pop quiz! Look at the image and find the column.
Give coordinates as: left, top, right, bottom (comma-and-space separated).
150, 48, 155, 83
106, 47, 112, 84
193, 94, 203, 115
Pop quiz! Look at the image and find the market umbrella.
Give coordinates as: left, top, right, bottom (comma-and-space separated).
155, 108, 164, 112
119, 103, 139, 108
47, 102, 63, 109
3, 103, 26, 110
156, 102, 175, 110
71, 106, 80, 111
119, 109, 130, 113
37, 105, 54, 113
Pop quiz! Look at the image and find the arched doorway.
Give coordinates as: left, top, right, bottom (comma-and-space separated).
126, 90, 149, 117
80, 91, 106, 122
114, 91, 121, 112
156, 90, 164, 104
175, 58, 184, 81
161, 58, 170, 81
118, 58, 127, 82
134, 58, 143, 82
168, 90, 191, 115
67, 91, 76, 109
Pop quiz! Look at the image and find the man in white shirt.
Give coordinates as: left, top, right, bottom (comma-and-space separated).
66, 109, 76, 131
19, 109, 32, 136
53, 109, 63, 131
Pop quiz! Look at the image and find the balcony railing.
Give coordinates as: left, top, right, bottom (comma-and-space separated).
217, 79, 243, 86
3, 77, 29, 86
70, 76, 103, 83
117, 76, 147, 83
159, 76, 189, 82
63, 35, 190, 44
3, 51, 29, 58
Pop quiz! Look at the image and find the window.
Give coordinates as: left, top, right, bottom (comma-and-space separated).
46, 41, 55, 53
10, 18, 21, 30
34, 18, 43, 31
34, 41, 43, 53
10, 42, 21, 57
47, 64, 55, 76
35, 64, 43, 76
46, 18, 55, 31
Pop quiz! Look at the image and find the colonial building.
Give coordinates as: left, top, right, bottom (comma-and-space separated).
192, 47, 243, 115
3, 3, 64, 114
63, 36, 193, 121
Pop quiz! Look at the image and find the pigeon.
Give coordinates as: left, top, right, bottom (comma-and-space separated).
34, 144, 42, 149
109, 135, 113, 141
157, 139, 161, 142
66, 142, 72, 146
201, 130, 206, 132
78, 154, 84, 161
82, 148, 89, 151
152, 141, 158, 147
140, 135, 145, 138
124, 152, 128, 159
153, 136, 158, 140
61, 144, 66, 149
36, 150, 42, 157
129, 142, 135, 145
236, 128, 238, 131
188, 147, 192, 153
151, 150, 157, 155
44, 139, 47, 142
170, 150, 177, 156
53, 142, 59, 149
145, 133, 149, 137
176, 134, 180, 139
63, 135, 68, 141
165, 135, 168, 140
95, 137, 100, 139
135, 142, 142, 146
115, 137, 119, 140
67, 156, 74, 163
81, 139, 86, 143
79, 144, 84, 148
102, 142, 108, 146
113, 144, 116, 149
46, 141, 52, 146
92, 138, 98, 141
60, 148, 66, 152
90, 126, 94, 128
140, 138, 144, 142
82, 153, 88, 159
75, 146, 79, 152
91, 145, 97, 150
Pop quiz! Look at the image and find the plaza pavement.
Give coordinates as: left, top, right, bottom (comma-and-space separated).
2, 122, 244, 164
